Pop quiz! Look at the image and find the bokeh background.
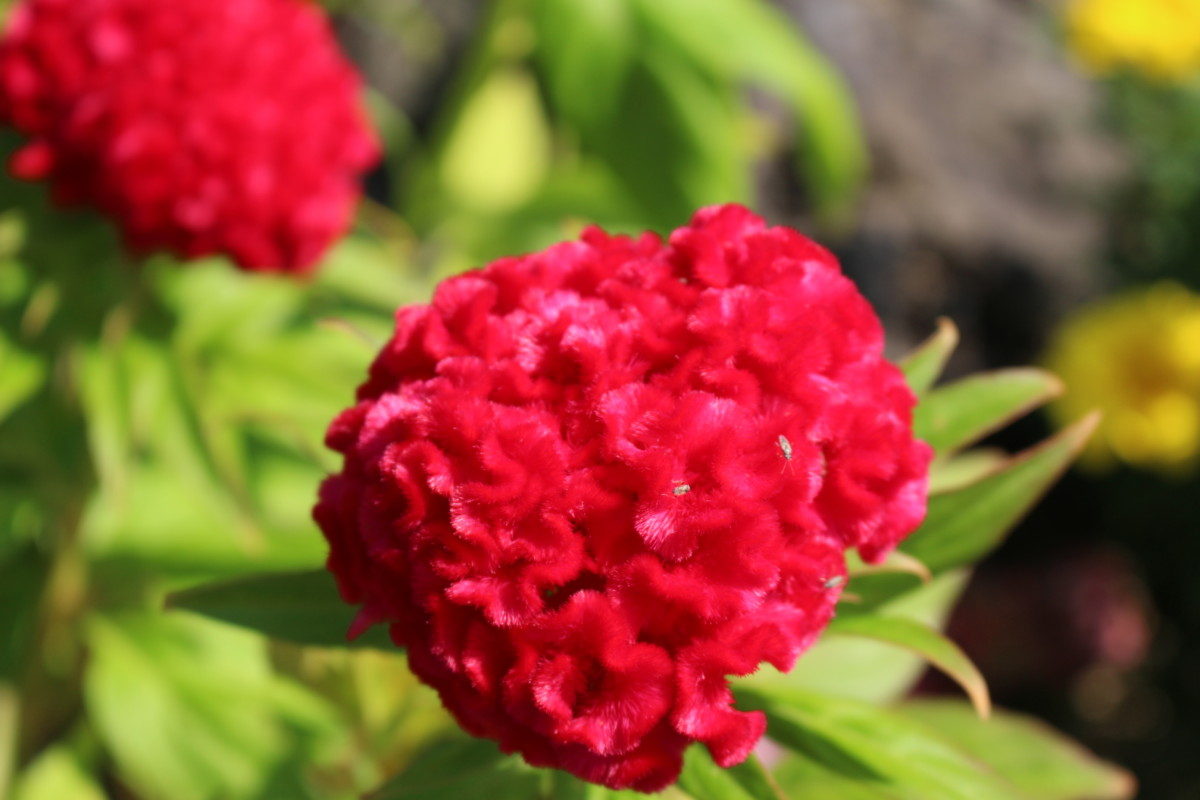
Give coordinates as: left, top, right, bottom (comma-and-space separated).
3, 0, 1199, 797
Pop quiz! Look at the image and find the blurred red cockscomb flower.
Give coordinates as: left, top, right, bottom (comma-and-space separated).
315, 205, 932, 790
0, 0, 379, 273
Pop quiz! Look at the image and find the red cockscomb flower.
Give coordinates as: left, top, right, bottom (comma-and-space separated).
0, 0, 379, 273
315, 205, 932, 790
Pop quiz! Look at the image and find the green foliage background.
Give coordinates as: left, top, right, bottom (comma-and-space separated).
0, 1, 1137, 798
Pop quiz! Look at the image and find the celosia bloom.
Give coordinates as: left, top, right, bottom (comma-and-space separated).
315, 205, 931, 790
1065, 0, 1200, 81
1046, 282, 1200, 472
0, 0, 379, 273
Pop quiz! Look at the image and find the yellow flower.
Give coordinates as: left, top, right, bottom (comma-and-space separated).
1065, 0, 1200, 81
1045, 282, 1200, 472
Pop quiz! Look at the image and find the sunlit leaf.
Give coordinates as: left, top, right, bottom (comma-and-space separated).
914, 369, 1063, 456
679, 749, 787, 800
12, 744, 104, 800
898, 700, 1135, 800
900, 318, 958, 397
736, 688, 1020, 800
85, 613, 342, 800
439, 68, 553, 213
737, 571, 968, 705
846, 549, 931, 583
0, 331, 43, 423
826, 615, 990, 718
928, 449, 1007, 495
903, 415, 1099, 575
0, 682, 15, 796
773, 751, 904, 799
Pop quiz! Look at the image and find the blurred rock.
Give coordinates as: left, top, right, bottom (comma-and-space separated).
771, 0, 1126, 365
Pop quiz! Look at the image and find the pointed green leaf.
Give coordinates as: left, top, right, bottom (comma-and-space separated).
903, 415, 1099, 575
846, 549, 931, 583
899, 700, 1135, 800
900, 319, 958, 396
928, 449, 1007, 495
740, 570, 968, 706
914, 369, 1063, 456
679, 749, 788, 800
735, 688, 1020, 800
826, 615, 990, 718
168, 569, 393, 650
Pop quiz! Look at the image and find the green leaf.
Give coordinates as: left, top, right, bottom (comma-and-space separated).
678, 749, 787, 800
85, 613, 343, 800
773, 752, 904, 799
914, 369, 1063, 456
368, 737, 543, 800
0, 331, 43, 424
533, 0, 636, 135
0, 546, 47, 681
438, 67, 553, 213
631, 0, 867, 223
899, 700, 1135, 800
0, 683, 15, 798
903, 415, 1099, 575
12, 744, 105, 800
76, 341, 135, 499
928, 449, 1007, 495
846, 549, 931, 584
592, 50, 749, 229
168, 569, 393, 650
900, 319, 958, 397
826, 615, 990, 718
546, 771, 692, 800
735, 688, 1020, 800
737, 571, 968, 706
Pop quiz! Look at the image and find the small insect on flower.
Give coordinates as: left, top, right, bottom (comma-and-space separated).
673, 483, 692, 496
824, 575, 846, 589
778, 435, 794, 461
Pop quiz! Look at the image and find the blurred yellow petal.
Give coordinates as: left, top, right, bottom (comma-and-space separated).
1065, 0, 1200, 81
1045, 282, 1200, 473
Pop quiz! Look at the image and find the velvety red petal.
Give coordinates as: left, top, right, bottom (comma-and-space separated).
313, 204, 930, 789
0, 0, 379, 272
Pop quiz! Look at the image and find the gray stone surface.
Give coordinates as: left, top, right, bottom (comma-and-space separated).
770, 0, 1125, 363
